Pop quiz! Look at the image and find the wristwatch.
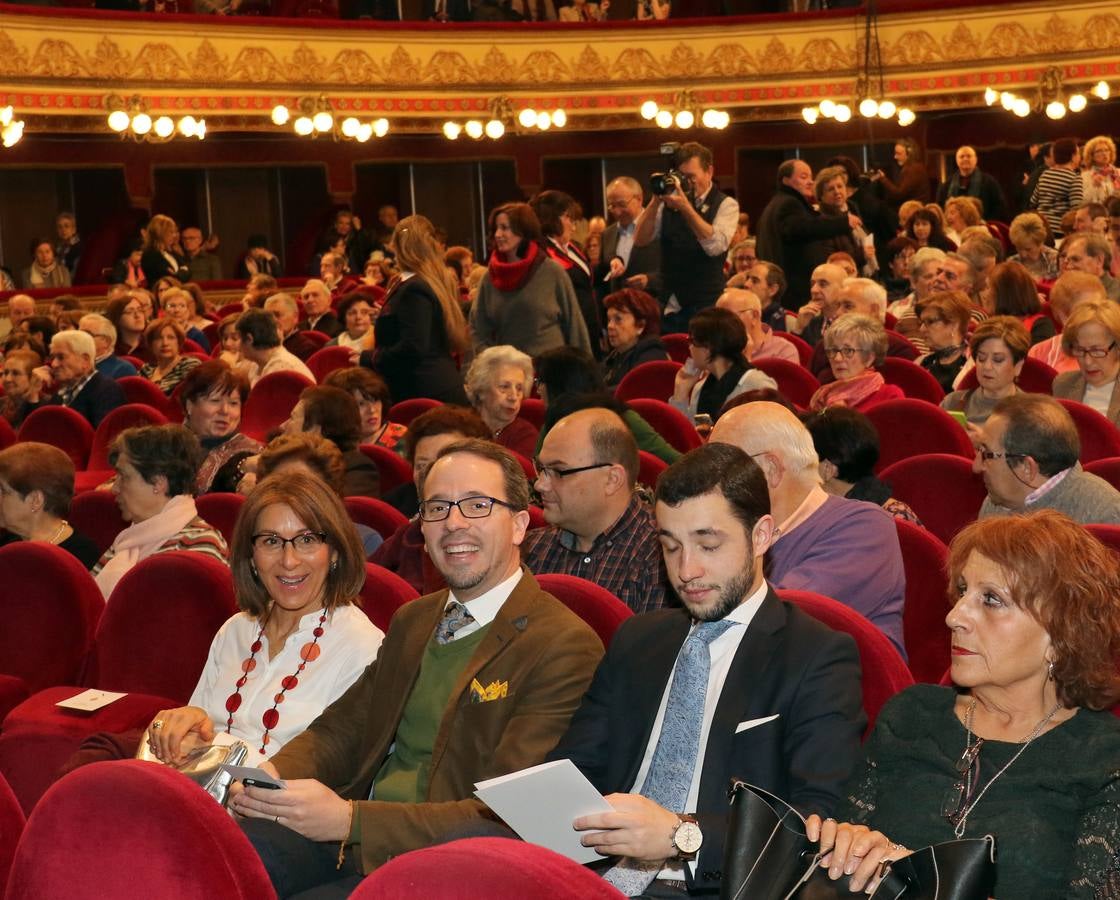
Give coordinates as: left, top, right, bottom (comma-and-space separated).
671, 814, 703, 859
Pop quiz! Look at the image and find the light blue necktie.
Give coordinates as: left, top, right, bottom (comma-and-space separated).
604, 619, 735, 896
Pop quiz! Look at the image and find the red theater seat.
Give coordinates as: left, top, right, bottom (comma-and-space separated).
535, 574, 632, 648
779, 589, 913, 734
1085, 456, 1120, 492
661, 333, 690, 364
68, 489, 128, 556
360, 562, 420, 632
389, 398, 442, 426
879, 357, 945, 405
894, 519, 951, 684
518, 397, 546, 429
1054, 399, 1120, 464
306, 345, 353, 383
625, 398, 702, 454
240, 370, 314, 441
773, 330, 813, 367
75, 403, 169, 491
615, 360, 681, 403
195, 492, 246, 546
345, 496, 408, 540
637, 450, 668, 489
3, 761, 276, 900
117, 376, 179, 418
749, 357, 820, 409
879, 454, 987, 547
16, 407, 94, 470
359, 444, 413, 494
0, 770, 23, 893
865, 399, 974, 473
0, 417, 15, 451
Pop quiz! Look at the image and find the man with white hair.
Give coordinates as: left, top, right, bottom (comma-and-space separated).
264, 292, 320, 362
809, 277, 917, 383
710, 401, 905, 655
79, 313, 136, 379
715, 289, 798, 363
296, 279, 343, 338
22, 330, 126, 427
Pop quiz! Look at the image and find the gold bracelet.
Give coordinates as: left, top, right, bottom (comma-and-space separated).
336, 800, 356, 870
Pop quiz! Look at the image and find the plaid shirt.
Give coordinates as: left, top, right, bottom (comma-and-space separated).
521, 494, 669, 615
56, 370, 97, 407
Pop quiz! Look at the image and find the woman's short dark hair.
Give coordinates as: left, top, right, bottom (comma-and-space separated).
969, 315, 1031, 363
688, 307, 747, 362
656, 443, 771, 538
336, 291, 378, 323
905, 208, 950, 245
803, 407, 879, 482
949, 510, 1120, 710
324, 367, 393, 413
885, 236, 919, 262
602, 289, 662, 338
536, 347, 606, 400
531, 190, 577, 240
108, 424, 204, 497
0, 441, 75, 518
989, 261, 1042, 317
178, 359, 250, 414
230, 471, 365, 618
403, 406, 492, 463
144, 318, 185, 350
257, 432, 346, 495
487, 203, 543, 259
298, 385, 363, 454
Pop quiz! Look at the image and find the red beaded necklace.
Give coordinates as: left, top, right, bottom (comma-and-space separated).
224, 610, 328, 755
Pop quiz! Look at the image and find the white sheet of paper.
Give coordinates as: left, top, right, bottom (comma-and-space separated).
55, 689, 127, 712
475, 758, 614, 864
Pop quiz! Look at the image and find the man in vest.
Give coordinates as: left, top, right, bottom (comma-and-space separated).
633, 141, 739, 333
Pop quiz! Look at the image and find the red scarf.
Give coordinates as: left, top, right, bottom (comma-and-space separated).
809, 370, 887, 411
487, 241, 541, 293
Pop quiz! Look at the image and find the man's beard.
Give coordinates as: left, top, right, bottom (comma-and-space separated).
681, 559, 758, 623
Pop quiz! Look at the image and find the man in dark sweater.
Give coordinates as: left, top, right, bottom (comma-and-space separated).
936, 146, 1009, 223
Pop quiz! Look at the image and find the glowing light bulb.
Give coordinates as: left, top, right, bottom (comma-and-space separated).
674, 109, 694, 129
518, 108, 537, 128
178, 116, 198, 137
107, 110, 130, 132
702, 109, 719, 128
801, 107, 819, 125
859, 98, 879, 118
1012, 98, 1030, 117
195, 119, 206, 140
373, 118, 389, 137
131, 113, 152, 135
2, 121, 23, 147
818, 99, 836, 118
535, 111, 551, 130
550, 109, 566, 128
341, 117, 361, 138
356, 123, 373, 143
443, 121, 461, 140
897, 107, 916, 127
1092, 80, 1110, 100
833, 104, 852, 123
877, 100, 896, 119
465, 120, 484, 139
153, 116, 174, 138
312, 111, 333, 133
1068, 93, 1087, 113
1046, 100, 1066, 120
0, 106, 11, 126
271, 105, 290, 126
1000, 92, 1015, 111
485, 119, 505, 139
294, 116, 314, 136
716, 111, 730, 129
655, 109, 673, 129
984, 87, 998, 106
640, 100, 659, 120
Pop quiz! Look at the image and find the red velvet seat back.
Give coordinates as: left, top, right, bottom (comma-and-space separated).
865, 399, 974, 474
351, 836, 623, 900
306, 345, 353, 383
360, 562, 419, 632
390, 397, 442, 426
535, 573, 631, 649
240, 370, 314, 441
16, 407, 94, 470
518, 397, 546, 429
878, 453, 987, 547
68, 489, 129, 556
773, 330, 813, 366
86, 403, 169, 471
91, 552, 237, 701
0, 417, 15, 451
4, 760, 276, 900
879, 357, 945, 405
637, 449, 668, 489
1054, 398, 1120, 464
117, 376, 179, 419
615, 360, 681, 403
1086, 524, 1120, 560
778, 589, 914, 734
749, 357, 821, 410
0, 770, 25, 894
359, 443, 413, 494
0, 543, 104, 694
624, 397, 703, 453
345, 496, 408, 541
661, 332, 690, 364
195, 492, 246, 547
894, 519, 951, 684
1085, 456, 1120, 491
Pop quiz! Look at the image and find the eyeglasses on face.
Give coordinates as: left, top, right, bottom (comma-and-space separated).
419, 495, 514, 522
251, 531, 328, 556
1070, 342, 1117, 359
823, 346, 862, 359
975, 448, 1026, 463
533, 461, 612, 481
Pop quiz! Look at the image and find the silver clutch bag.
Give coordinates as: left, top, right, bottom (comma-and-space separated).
135, 738, 250, 807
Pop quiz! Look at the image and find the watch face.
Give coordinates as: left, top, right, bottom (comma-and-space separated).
675, 821, 703, 854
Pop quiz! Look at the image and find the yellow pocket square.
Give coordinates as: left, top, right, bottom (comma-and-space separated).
470, 678, 509, 703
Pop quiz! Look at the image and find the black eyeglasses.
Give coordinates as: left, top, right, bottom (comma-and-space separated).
976, 448, 1026, 463
941, 737, 984, 827
1070, 342, 1117, 359
251, 531, 328, 556
419, 496, 514, 522
823, 346, 861, 359
533, 461, 612, 481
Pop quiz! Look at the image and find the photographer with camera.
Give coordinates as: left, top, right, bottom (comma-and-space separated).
633, 141, 739, 333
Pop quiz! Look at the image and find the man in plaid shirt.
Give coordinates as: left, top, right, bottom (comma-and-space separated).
522, 408, 669, 614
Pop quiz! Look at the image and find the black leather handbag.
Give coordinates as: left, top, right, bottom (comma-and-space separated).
720, 781, 996, 900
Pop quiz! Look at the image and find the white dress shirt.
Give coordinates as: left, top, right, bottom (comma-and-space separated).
446, 567, 524, 641
628, 579, 769, 880
649, 188, 740, 257
614, 222, 637, 269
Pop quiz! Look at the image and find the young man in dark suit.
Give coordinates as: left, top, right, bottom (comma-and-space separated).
556, 442, 865, 897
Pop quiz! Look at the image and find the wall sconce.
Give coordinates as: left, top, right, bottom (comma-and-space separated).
106, 95, 204, 141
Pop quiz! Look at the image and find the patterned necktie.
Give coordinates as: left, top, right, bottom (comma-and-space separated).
434, 601, 476, 645
604, 619, 736, 896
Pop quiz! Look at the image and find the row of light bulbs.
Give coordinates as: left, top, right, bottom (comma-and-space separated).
107, 110, 206, 139
1, 106, 24, 148
442, 119, 506, 141
983, 80, 1110, 120
518, 108, 568, 131
270, 104, 390, 141
802, 98, 915, 127
639, 100, 730, 130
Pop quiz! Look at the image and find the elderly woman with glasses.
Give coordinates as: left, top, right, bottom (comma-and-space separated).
942, 316, 1030, 426
805, 510, 1120, 898
808, 314, 904, 412
463, 345, 538, 459
1052, 300, 1120, 426
915, 291, 974, 393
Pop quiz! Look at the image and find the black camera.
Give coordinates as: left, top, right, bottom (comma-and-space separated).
649, 141, 692, 197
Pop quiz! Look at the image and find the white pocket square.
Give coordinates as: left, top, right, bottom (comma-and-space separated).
735, 714, 780, 734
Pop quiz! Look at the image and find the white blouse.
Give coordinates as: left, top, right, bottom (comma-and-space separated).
189, 604, 383, 759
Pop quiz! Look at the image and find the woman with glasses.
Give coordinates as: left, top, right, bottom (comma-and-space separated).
804, 510, 1120, 898
323, 367, 408, 455
105, 292, 152, 363
942, 316, 1030, 426
808, 314, 903, 412
1053, 300, 1120, 425
139, 473, 382, 766
914, 291, 974, 393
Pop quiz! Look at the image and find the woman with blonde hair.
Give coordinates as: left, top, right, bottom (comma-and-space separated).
141, 214, 189, 286
1082, 135, 1120, 205
365, 214, 469, 405
1008, 212, 1060, 281
944, 196, 981, 245
1052, 299, 1120, 425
